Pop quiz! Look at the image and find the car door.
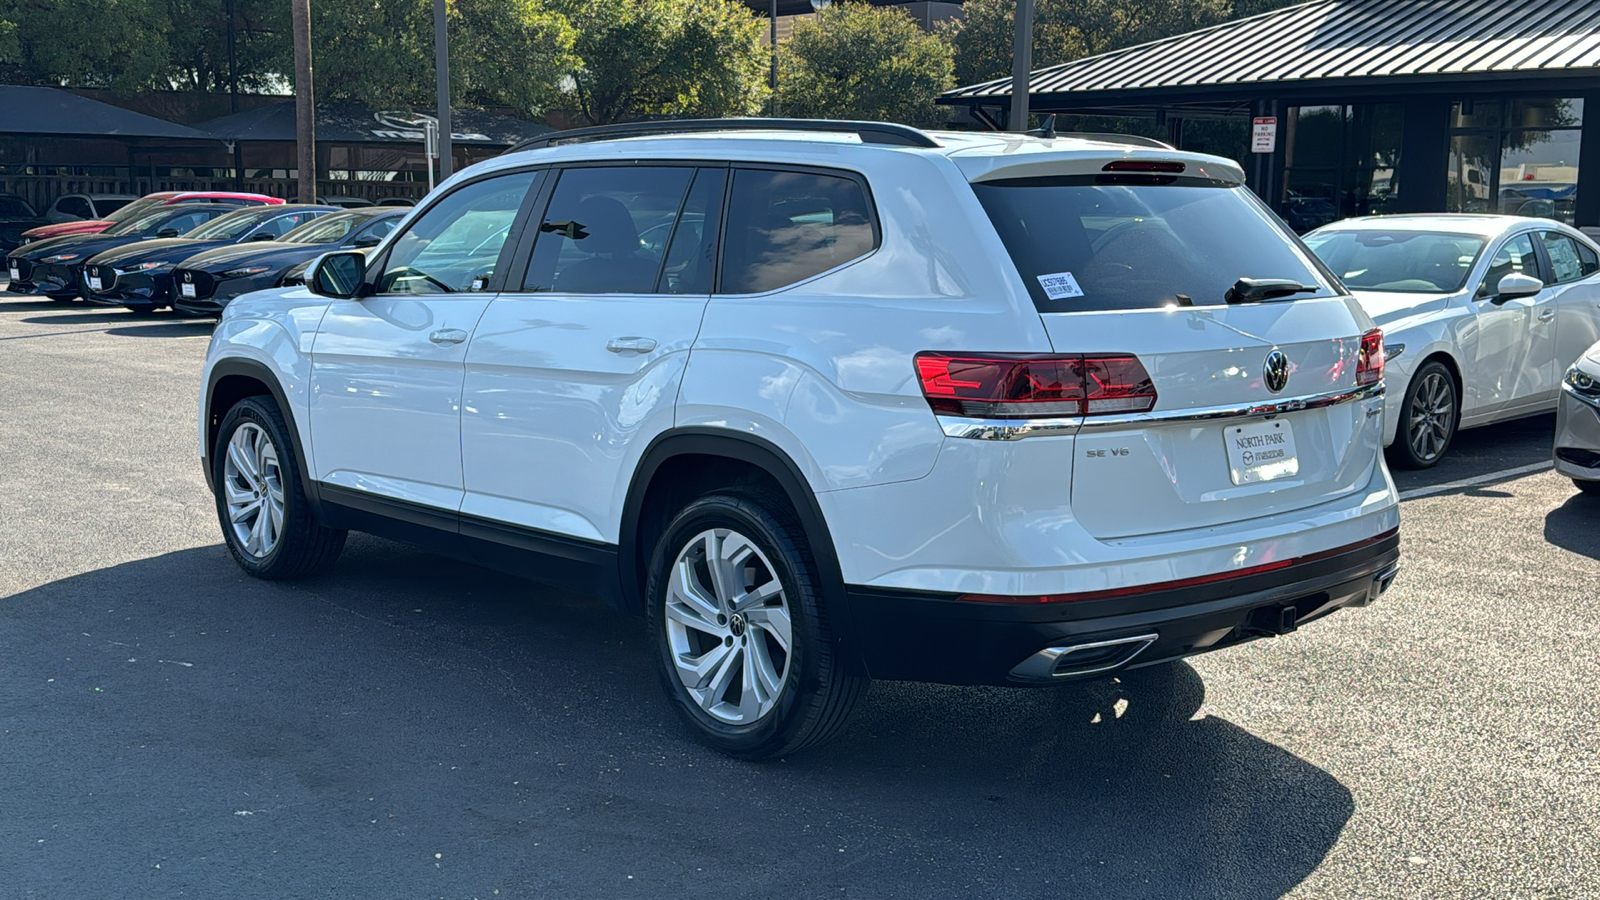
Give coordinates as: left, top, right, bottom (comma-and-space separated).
308, 170, 539, 513
459, 164, 723, 544
1462, 232, 1557, 417
1539, 230, 1600, 371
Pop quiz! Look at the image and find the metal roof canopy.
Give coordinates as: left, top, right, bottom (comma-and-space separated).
196, 101, 552, 146
0, 85, 217, 140
941, 0, 1600, 110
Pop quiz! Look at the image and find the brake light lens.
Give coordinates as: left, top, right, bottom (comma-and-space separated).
914, 353, 1155, 419
1356, 328, 1384, 386
1101, 160, 1186, 173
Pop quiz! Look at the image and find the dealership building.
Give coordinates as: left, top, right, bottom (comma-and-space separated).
940, 0, 1600, 233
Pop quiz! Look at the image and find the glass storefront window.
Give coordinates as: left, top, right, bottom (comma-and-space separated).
1446, 97, 1583, 224
1282, 103, 1405, 231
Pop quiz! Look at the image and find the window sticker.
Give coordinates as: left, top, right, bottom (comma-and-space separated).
1037, 271, 1085, 300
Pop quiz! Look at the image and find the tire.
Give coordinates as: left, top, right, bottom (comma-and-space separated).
646, 489, 866, 759
212, 396, 346, 579
1389, 360, 1458, 469
1575, 479, 1600, 496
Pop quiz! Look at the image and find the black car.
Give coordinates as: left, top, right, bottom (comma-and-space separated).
82, 204, 336, 312
0, 194, 48, 253
6, 204, 236, 301
172, 207, 403, 315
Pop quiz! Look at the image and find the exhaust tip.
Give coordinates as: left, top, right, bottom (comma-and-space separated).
1011, 633, 1159, 682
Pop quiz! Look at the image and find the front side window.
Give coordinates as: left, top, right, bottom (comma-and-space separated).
350, 217, 398, 245
1540, 232, 1587, 284
1303, 230, 1484, 293
283, 211, 362, 244
162, 209, 224, 236
377, 171, 536, 295
251, 212, 319, 239
187, 209, 276, 241
976, 181, 1335, 311
58, 197, 91, 218
719, 168, 876, 294
522, 166, 695, 294
1479, 233, 1538, 297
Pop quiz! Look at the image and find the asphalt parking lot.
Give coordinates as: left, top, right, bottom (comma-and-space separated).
2, 297, 1597, 899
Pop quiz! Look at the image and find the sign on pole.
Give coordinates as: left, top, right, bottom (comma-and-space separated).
1252, 117, 1278, 154
423, 119, 439, 191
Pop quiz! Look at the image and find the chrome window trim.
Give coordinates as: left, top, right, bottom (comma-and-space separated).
939, 381, 1385, 441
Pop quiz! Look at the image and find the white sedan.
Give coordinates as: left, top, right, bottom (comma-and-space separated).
1304, 215, 1600, 468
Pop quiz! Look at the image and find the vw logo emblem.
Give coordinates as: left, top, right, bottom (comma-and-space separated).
183, 271, 193, 283
1263, 350, 1290, 393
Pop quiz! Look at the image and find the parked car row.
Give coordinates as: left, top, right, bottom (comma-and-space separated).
6, 190, 403, 315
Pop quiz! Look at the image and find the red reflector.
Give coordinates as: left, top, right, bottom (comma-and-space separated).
1357, 328, 1384, 386
1101, 160, 1186, 173
914, 353, 1154, 419
957, 528, 1399, 604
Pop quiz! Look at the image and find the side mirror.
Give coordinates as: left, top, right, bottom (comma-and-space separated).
1491, 272, 1543, 304
309, 250, 367, 299
352, 235, 381, 248
248, 232, 278, 242
156, 228, 181, 238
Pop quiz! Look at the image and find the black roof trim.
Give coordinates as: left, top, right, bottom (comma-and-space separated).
506, 118, 940, 154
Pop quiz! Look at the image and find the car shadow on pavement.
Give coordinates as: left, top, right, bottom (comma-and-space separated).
1543, 490, 1600, 560
103, 321, 217, 338
2, 538, 1350, 899
2, 298, 82, 312
1390, 413, 1556, 495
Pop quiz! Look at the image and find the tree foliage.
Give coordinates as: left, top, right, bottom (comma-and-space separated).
0, 0, 172, 91
775, 2, 955, 128
551, 0, 768, 126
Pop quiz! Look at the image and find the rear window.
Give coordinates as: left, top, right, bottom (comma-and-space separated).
972, 181, 1336, 311
719, 169, 876, 294
1302, 230, 1485, 293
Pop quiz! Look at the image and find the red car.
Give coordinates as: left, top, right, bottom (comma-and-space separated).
19, 191, 283, 244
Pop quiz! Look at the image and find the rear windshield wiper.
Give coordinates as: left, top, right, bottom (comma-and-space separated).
1226, 277, 1321, 304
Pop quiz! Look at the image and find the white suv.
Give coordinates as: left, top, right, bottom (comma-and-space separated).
199, 119, 1401, 758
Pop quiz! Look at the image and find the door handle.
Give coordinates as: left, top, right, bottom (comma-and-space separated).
606, 337, 658, 353
428, 328, 468, 345
1538, 309, 1556, 322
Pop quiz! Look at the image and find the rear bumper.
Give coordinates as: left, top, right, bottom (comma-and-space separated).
845, 529, 1400, 686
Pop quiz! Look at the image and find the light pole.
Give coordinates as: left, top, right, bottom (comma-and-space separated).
1009, 0, 1033, 132
434, 0, 452, 183
291, 0, 315, 203
769, 0, 778, 116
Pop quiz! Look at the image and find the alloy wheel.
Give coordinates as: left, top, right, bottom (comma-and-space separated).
1407, 370, 1455, 464
664, 528, 793, 725
222, 422, 285, 558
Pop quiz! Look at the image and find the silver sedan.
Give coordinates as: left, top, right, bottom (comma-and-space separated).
1555, 340, 1600, 494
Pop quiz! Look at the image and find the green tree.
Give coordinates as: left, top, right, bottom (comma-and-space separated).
942, 0, 1233, 88
0, 0, 171, 90
775, 2, 955, 128
551, 0, 767, 126
306, 0, 576, 119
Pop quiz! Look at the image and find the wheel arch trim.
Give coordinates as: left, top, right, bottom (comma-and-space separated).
203, 358, 317, 514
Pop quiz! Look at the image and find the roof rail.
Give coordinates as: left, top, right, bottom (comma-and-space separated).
505, 118, 941, 154
1069, 132, 1174, 149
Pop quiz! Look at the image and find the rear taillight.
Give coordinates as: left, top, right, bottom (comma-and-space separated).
1356, 329, 1384, 386
914, 353, 1156, 419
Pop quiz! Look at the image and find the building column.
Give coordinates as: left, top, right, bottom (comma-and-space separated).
1400, 98, 1449, 214
1575, 91, 1600, 229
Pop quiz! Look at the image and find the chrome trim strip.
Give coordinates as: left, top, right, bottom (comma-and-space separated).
938, 416, 1082, 440
939, 382, 1385, 440
1562, 381, 1600, 411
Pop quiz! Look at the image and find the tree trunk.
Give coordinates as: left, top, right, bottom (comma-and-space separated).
291, 0, 316, 204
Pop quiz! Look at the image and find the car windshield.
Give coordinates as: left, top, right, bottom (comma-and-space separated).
185, 208, 275, 241
104, 198, 162, 223
282, 212, 366, 244
106, 208, 187, 236
1302, 230, 1486, 293
972, 180, 1337, 311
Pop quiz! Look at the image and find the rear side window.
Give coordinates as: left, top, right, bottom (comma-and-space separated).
1580, 241, 1600, 277
1540, 232, 1590, 284
719, 168, 876, 294
973, 181, 1335, 311
522, 165, 694, 294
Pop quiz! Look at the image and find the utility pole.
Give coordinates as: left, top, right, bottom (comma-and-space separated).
291, 0, 315, 203
1009, 0, 1034, 132
434, 0, 452, 183
769, 0, 778, 116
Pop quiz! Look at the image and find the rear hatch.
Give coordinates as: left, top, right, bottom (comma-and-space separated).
970, 162, 1381, 539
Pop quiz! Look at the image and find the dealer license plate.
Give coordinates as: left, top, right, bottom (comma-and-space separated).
180, 283, 196, 298
1224, 419, 1299, 485
8, 266, 17, 281
87, 275, 102, 291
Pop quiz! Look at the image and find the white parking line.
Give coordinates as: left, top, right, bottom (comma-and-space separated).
1398, 461, 1554, 501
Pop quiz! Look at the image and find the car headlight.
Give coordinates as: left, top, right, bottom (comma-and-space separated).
221, 265, 271, 277
41, 253, 79, 263
1567, 366, 1600, 395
